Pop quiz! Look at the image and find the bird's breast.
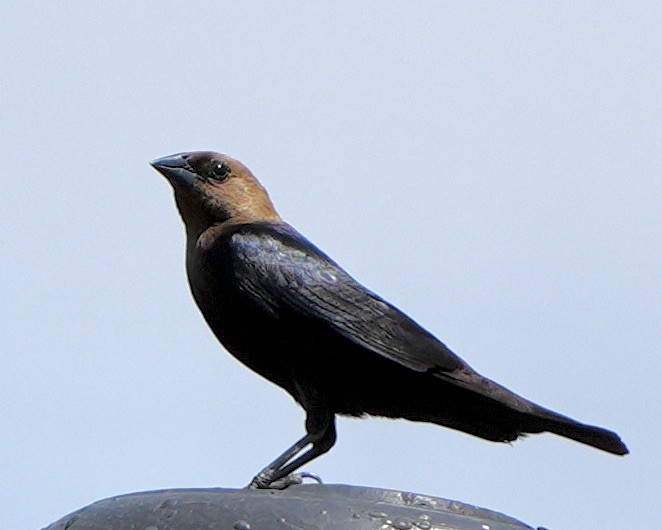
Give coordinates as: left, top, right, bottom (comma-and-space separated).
185, 242, 298, 393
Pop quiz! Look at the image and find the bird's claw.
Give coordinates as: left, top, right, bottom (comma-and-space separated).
247, 469, 275, 489
247, 470, 323, 489
298, 471, 323, 484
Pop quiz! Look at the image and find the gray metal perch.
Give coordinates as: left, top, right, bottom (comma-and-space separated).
44, 484, 544, 530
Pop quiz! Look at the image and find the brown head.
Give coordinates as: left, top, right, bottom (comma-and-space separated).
151, 151, 281, 239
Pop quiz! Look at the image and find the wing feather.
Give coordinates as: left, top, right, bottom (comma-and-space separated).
229, 227, 465, 373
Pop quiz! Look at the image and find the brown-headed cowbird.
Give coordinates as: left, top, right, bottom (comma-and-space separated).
151, 151, 628, 489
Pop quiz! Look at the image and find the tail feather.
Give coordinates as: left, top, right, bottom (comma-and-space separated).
534, 412, 629, 455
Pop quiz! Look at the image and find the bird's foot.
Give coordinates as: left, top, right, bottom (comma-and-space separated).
247, 470, 323, 490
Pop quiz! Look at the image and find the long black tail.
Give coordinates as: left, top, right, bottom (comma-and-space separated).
425, 365, 628, 455
533, 410, 628, 455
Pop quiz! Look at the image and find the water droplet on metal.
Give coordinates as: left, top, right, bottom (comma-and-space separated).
232, 520, 250, 530
369, 511, 388, 519
415, 522, 431, 530
395, 520, 412, 529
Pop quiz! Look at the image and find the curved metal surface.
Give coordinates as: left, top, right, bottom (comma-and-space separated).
44, 484, 537, 530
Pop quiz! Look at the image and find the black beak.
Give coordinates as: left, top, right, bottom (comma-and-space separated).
151, 153, 196, 187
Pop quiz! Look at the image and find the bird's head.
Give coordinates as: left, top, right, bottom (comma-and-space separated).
151, 151, 280, 237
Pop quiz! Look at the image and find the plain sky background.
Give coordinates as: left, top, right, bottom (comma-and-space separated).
1, 3, 660, 529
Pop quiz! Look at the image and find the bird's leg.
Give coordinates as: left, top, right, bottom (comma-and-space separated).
248, 432, 315, 488
267, 420, 336, 485
248, 411, 336, 489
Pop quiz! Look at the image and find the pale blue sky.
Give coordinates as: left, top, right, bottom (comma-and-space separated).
1, 3, 660, 529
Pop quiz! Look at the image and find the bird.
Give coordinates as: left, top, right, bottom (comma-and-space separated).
151, 151, 628, 489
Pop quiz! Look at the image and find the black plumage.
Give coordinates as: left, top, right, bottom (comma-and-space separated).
151, 151, 628, 488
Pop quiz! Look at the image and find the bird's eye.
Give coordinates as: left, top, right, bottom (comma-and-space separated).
211, 161, 230, 181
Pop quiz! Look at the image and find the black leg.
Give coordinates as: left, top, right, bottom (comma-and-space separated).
249, 411, 336, 489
